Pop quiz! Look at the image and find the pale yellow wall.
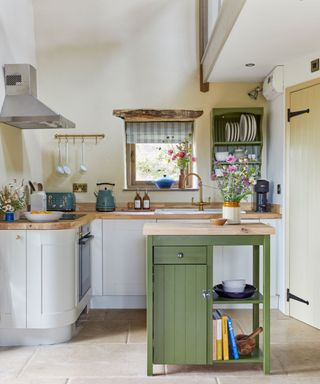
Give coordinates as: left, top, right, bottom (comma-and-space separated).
0, 0, 38, 186
31, 0, 267, 204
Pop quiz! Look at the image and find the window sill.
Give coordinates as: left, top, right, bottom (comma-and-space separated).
123, 188, 199, 192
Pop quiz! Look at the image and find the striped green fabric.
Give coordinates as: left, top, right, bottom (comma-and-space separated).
125, 121, 193, 144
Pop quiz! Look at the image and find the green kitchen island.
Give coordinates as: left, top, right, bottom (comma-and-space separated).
143, 222, 275, 375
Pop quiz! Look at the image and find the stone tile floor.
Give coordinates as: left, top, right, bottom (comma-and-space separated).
1, 309, 320, 384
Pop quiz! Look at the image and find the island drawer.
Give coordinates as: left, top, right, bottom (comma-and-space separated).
154, 246, 207, 264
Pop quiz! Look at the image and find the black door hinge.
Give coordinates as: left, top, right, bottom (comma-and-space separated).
287, 108, 310, 122
287, 288, 309, 305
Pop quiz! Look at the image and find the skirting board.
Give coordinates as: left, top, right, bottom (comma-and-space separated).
90, 295, 279, 310
90, 295, 146, 309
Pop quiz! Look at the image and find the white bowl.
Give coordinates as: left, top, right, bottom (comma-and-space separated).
24, 211, 63, 223
215, 152, 229, 161
222, 279, 246, 293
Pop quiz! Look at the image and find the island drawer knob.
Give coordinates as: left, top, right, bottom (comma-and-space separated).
177, 252, 184, 258
16, 235, 22, 240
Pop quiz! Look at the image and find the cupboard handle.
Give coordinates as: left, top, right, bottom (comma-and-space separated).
177, 252, 184, 258
16, 235, 22, 240
202, 289, 211, 299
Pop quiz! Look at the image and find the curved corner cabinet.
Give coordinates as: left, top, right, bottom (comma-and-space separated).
0, 228, 88, 346
211, 107, 264, 176
146, 224, 273, 375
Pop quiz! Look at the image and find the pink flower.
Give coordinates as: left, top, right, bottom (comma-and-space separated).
168, 149, 174, 155
226, 154, 237, 164
177, 151, 186, 159
228, 165, 237, 172
172, 154, 177, 161
191, 156, 197, 162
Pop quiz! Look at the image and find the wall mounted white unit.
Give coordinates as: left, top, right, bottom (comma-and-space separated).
263, 66, 284, 101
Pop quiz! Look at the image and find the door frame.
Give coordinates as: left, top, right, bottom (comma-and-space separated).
285, 77, 320, 315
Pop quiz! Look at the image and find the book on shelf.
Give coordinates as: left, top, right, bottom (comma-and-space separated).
213, 310, 222, 360
222, 315, 229, 360
212, 310, 239, 361
227, 317, 239, 360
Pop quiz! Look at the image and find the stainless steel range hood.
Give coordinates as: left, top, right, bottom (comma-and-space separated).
0, 64, 75, 129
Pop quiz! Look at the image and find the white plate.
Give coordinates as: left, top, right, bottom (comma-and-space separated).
24, 211, 63, 222
250, 114, 257, 141
230, 122, 235, 141
239, 115, 247, 141
245, 115, 252, 142
225, 122, 231, 142
235, 122, 240, 141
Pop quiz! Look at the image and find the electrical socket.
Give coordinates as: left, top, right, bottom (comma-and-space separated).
311, 58, 319, 73
73, 183, 88, 193
277, 184, 281, 194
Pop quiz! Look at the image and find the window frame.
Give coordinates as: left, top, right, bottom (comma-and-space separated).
126, 143, 193, 189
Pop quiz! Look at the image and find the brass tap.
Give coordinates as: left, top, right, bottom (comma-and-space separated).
184, 172, 211, 211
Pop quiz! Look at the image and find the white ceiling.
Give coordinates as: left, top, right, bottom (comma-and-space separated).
208, 0, 320, 82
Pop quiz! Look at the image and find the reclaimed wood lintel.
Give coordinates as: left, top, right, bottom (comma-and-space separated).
113, 109, 203, 121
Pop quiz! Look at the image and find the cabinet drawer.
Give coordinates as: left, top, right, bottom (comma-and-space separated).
154, 246, 207, 264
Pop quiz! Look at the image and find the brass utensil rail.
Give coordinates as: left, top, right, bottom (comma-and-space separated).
54, 134, 105, 143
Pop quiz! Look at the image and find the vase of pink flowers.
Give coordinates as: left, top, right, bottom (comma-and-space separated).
212, 154, 257, 224
167, 135, 196, 189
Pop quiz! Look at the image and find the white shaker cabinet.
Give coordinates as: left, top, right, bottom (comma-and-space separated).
27, 229, 78, 328
91, 219, 155, 309
0, 230, 27, 328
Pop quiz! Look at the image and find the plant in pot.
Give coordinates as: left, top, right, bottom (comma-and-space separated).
0, 180, 26, 221
212, 155, 257, 224
166, 134, 196, 189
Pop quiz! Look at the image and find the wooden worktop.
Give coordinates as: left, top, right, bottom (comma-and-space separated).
0, 213, 95, 230
0, 208, 281, 230
143, 222, 276, 236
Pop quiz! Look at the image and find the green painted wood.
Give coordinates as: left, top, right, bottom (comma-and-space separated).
153, 264, 207, 364
207, 246, 213, 364
263, 236, 271, 374
146, 236, 154, 376
154, 246, 206, 264
253, 245, 260, 351
149, 232, 272, 374
213, 348, 263, 364
212, 291, 263, 304
153, 235, 265, 247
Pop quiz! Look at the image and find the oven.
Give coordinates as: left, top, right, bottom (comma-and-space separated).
79, 223, 94, 302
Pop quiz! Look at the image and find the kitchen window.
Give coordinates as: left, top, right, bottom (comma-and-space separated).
125, 121, 194, 189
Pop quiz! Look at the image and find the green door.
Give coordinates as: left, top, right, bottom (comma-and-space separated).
153, 264, 207, 364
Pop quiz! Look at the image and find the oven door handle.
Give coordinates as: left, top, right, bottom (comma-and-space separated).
79, 234, 94, 245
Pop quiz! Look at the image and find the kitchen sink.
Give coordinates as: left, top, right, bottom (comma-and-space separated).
154, 208, 246, 214
154, 208, 223, 214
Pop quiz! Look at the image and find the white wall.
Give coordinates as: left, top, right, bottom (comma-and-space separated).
32, 0, 267, 204
0, 0, 39, 186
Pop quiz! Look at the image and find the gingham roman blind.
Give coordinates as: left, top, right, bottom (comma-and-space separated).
125, 121, 193, 144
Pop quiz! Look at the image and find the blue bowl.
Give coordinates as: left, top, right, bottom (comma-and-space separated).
154, 176, 175, 189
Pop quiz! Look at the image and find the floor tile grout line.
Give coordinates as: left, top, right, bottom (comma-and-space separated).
16, 346, 40, 378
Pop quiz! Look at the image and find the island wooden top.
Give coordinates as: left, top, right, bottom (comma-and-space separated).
143, 222, 275, 236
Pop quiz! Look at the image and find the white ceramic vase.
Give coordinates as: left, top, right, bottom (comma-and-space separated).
222, 201, 241, 224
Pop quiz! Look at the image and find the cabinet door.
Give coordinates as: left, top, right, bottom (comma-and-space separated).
27, 229, 78, 328
102, 220, 154, 296
0, 230, 26, 328
154, 264, 207, 364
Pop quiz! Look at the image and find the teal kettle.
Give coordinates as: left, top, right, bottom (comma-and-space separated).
95, 182, 116, 211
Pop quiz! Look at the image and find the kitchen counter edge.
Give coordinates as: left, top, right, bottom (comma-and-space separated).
0, 211, 281, 230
